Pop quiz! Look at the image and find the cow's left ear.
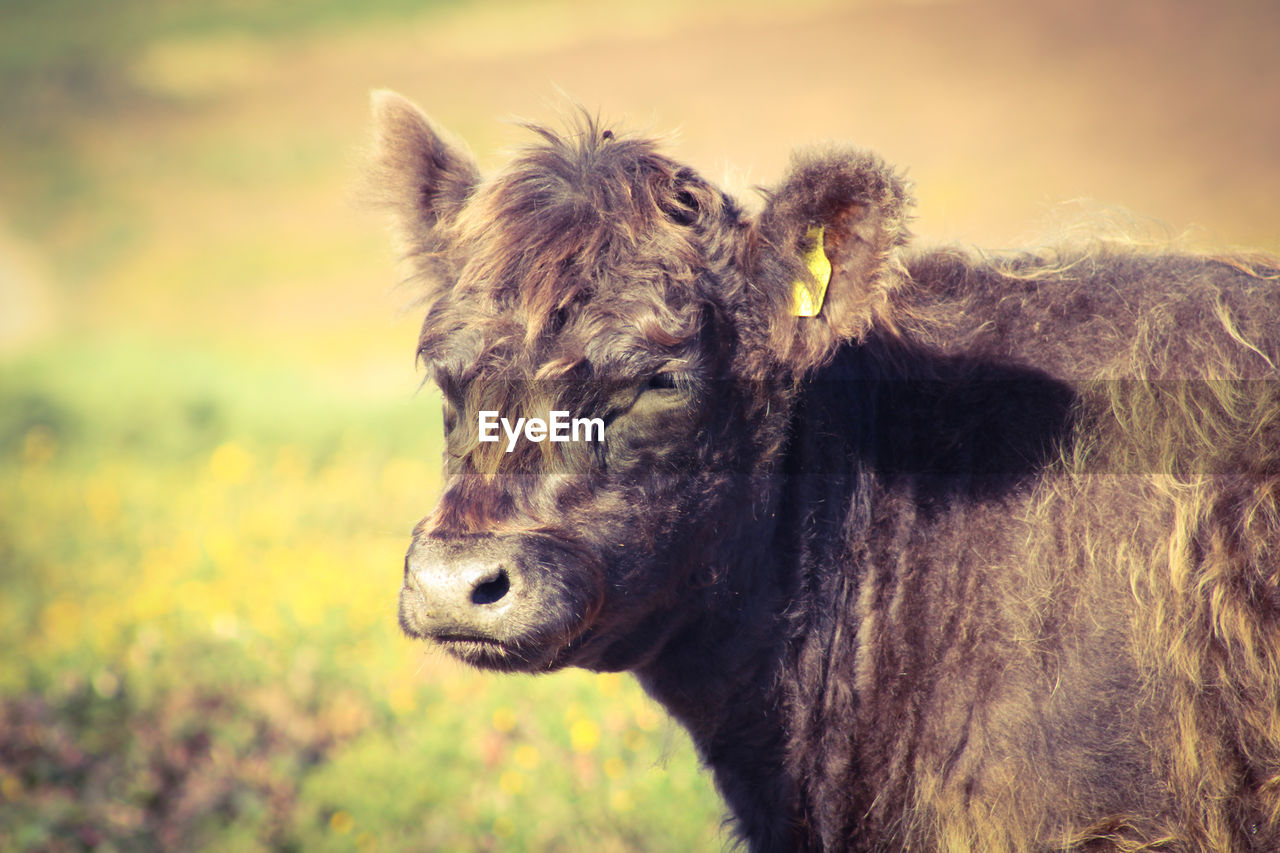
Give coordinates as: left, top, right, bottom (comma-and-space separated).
752, 148, 913, 374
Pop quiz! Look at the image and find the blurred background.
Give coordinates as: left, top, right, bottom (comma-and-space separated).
1, 0, 1277, 849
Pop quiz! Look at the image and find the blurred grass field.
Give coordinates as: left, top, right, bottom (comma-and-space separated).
0, 329, 725, 848
2, 0, 1277, 849
0, 1, 736, 849
0, 301, 725, 847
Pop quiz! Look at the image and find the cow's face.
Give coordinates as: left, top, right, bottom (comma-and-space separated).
373, 93, 910, 672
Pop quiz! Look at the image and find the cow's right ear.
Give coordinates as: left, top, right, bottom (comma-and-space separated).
369, 90, 480, 257
751, 148, 913, 375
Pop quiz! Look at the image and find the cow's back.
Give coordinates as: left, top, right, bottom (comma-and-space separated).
904, 246, 1280, 379
824, 246, 1280, 849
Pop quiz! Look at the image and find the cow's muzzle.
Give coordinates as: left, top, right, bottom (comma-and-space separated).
398, 534, 595, 670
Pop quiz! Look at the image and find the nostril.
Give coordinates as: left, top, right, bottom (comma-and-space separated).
471, 568, 510, 606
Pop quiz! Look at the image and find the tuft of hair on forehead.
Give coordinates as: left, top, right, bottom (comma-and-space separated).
445, 111, 717, 343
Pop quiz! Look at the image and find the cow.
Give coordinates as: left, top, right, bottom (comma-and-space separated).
371, 91, 1280, 851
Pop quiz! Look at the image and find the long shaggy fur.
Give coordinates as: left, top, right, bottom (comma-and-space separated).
776, 244, 1280, 851
373, 95, 1280, 851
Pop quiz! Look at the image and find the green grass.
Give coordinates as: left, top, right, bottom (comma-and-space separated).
0, 2, 736, 846
0, 336, 727, 851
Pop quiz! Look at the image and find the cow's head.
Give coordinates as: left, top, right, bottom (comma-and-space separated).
373, 93, 911, 672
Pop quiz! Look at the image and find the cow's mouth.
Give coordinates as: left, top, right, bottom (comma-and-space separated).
430, 630, 579, 672
432, 633, 527, 670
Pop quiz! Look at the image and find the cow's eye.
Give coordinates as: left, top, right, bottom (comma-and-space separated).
646, 372, 680, 391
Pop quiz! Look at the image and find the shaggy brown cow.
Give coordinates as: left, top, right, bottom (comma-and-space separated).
373, 91, 1280, 852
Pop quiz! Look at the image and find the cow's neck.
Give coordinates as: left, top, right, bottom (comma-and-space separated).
633, 378, 869, 850
632, 534, 812, 849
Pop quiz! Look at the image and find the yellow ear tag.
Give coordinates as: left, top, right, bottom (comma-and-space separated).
790, 225, 832, 317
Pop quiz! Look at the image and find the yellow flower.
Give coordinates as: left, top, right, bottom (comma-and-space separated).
513, 744, 539, 769
40, 599, 82, 645
570, 719, 600, 754
492, 707, 517, 732
609, 789, 634, 812
498, 770, 524, 794
208, 442, 253, 485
